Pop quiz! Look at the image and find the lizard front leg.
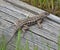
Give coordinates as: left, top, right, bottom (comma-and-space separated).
37, 19, 43, 29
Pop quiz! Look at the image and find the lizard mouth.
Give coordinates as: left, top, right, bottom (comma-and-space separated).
44, 12, 49, 16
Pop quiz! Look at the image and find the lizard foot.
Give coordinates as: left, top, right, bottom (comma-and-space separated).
22, 25, 29, 32
37, 20, 43, 29
22, 25, 29, 37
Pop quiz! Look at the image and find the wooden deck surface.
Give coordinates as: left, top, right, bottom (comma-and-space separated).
0, 0, 60, 50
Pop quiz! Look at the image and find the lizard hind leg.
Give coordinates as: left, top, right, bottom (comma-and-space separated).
22, 25, 29, 37
22, 25, 29, 33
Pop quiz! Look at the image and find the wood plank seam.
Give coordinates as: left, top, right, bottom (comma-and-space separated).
28, 29, 58, 45
0, 10, 20, 26
0, 6, 26, 17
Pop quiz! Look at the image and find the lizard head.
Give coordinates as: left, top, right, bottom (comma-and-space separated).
41, 12, 49, 18
39, 12, 49, 19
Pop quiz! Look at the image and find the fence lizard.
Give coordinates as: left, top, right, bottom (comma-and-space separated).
17, 12, 49, 32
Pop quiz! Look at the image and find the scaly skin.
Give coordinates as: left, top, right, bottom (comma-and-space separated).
18, 12, 49, 32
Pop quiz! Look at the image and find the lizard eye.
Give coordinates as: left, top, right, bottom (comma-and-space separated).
44, 12, 49, 15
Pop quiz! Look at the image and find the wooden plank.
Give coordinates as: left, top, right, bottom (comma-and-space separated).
8, 35, 54, 50
3, 0, 44, 14
0, 5, 35, 18
0, 18, 18, 42
1, 0, 59, 28
7, 30, 57, 50
0, 6, 28, 19
0, 13, 18, 36
0, 23, 18, 42
0, 5, 59, 32
0, 0, 60, 50
0, 28, 10, 37
0, 1, 40, 17
0, 11, 16, 43
29, 20, 60, 43
1, 4, 59, 43
0, 11, 20, 26
0, 28, 13, 42
0, 4, 60, 44
0, 18, 12, 29
23, 31, 57, 50
1, 5, 60, 30
4, 0, 60, 24
7, 45, 15, 50
43, 19, 60, 36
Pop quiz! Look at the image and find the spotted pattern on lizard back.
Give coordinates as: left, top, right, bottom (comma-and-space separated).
18, 12, 49, 32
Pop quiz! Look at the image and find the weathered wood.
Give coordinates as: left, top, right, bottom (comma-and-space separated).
0, 11, 20, 26
0, 5, 35, 18
3, 0, 44, 14
7, 45, 15, 50
24, 31, 57, 50
0, 6, 58, 50
4, 0, 60, 24
8, 35, 54, 50
0, 3, 58, 43
0, 0, 60, 50
0, 18, 12, 29
0, 13, 18, 42
0, 6, 26, 19
29, 19, 60, 43
0, 18, 16, 42
0, 4, 59, 49
0, 28, 13, 42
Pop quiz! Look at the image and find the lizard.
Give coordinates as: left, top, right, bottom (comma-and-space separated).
17, 12, 50, 32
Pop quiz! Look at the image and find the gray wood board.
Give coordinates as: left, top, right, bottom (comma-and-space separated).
0, 6, 58, 50
0, 4, 60, 43
0, 4, 59, 49
0, 0, 60, 50
4, 0, 60, 24
8, 35, 54, 50
0, 18, 15, 41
